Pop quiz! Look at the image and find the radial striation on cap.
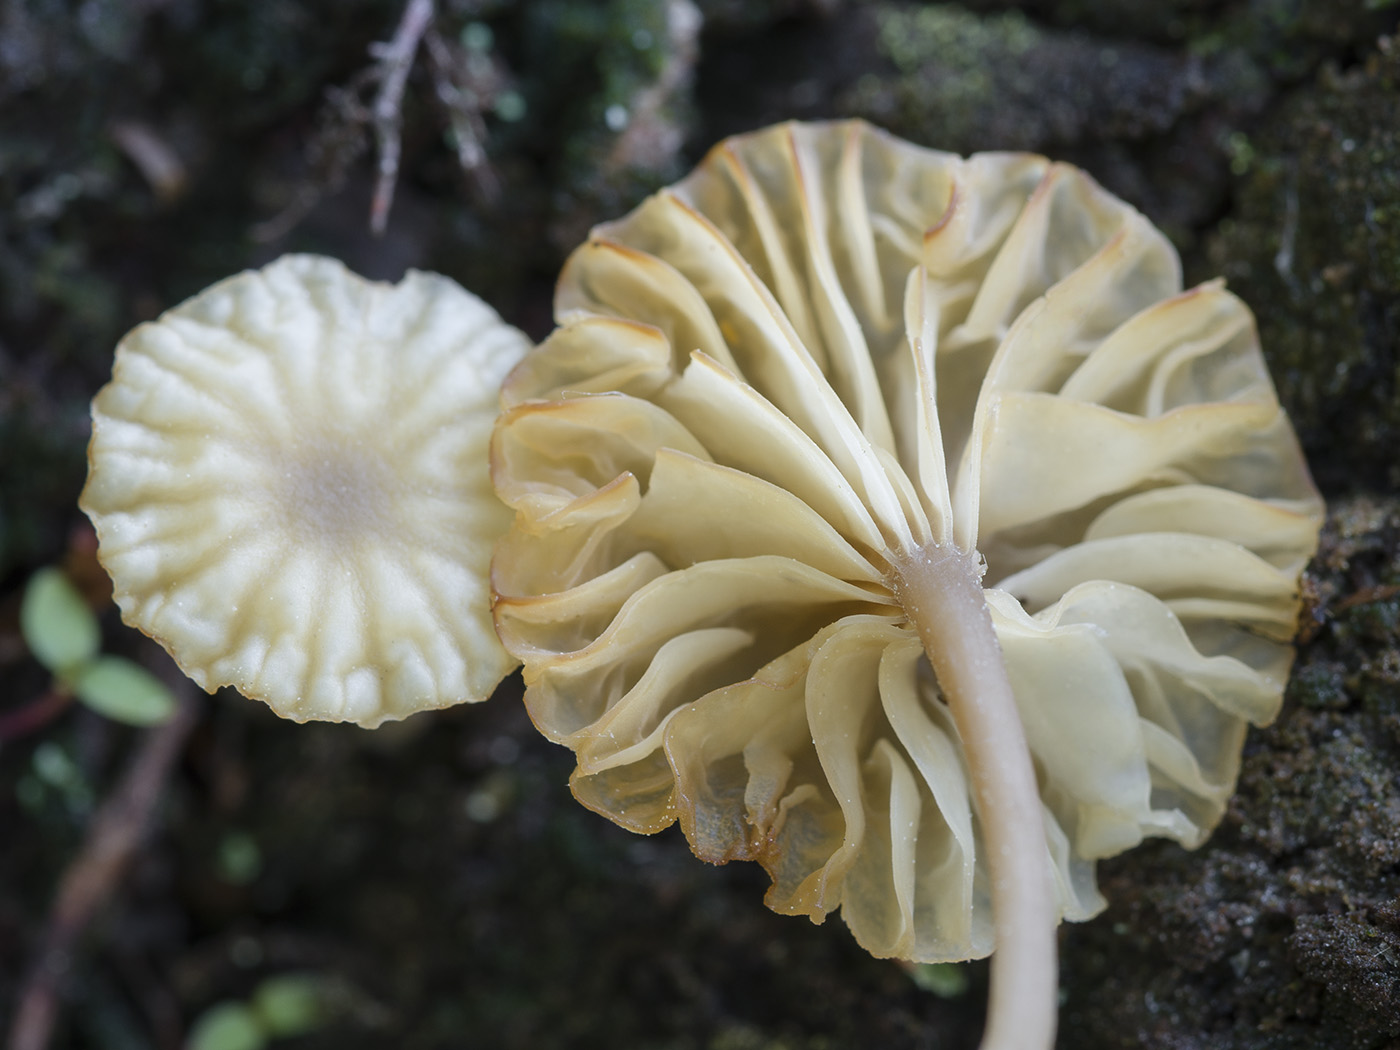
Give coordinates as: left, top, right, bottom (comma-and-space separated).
81, 254, 531, 726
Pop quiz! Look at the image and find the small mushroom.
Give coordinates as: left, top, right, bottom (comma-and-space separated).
81, 254, 530, 727
490, 121, 1323, 1048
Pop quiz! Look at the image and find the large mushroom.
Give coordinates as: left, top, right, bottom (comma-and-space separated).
490, 120, 1324, 1049
80, 254, 530, 727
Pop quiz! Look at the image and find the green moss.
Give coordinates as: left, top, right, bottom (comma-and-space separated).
952, 0, 1207, 40
953, 0, 1395, 66
1235, 0, 1398, 79
1288, 660, 1349, 710
841, 3, 1263, 160
517, 0, 695, 249
1207, 38, 1400, 490
844, 4, 1050, 152
877, 5, 1040, 75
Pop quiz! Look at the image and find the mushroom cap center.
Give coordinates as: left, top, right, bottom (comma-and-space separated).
273, 427, 406, 546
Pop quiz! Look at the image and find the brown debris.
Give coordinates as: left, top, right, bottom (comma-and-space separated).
107, 121, 187, 204
6, 679, 200, 1050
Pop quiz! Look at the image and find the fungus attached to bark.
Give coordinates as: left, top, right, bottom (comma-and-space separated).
490, 121, 1324, 1049
81, 254, 530, 727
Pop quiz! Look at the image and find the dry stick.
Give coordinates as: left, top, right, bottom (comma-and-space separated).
1333, 582, 1400, 613
369, 0, 435, 235
421, 27, 501, 202
892, 544, 1057, 1050
250, 77, 374, 244
7, 683, 201, 1050
0, 688, 73, 744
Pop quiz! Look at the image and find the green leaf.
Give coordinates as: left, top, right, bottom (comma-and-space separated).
187, 1002, 265, 1050
72, 656, 176, 726
216, 831, 262, 886
20, 568, 100, 673
251, 973, 328, 1037
909, 961, 970, 998
30, 741, 93, 812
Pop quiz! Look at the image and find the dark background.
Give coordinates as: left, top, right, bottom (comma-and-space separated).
3, 1, 1400, 1047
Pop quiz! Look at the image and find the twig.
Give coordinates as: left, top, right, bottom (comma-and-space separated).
253, 0, 511, 242
422, 27, 501, 202
250, 78, 373, 243
6, 679, 201, 1050
369, 0, 435, 234
0, 687, 73, 745
1333, 582, 1400, 614
108, 121, 188, 203
603, 0, 701, 175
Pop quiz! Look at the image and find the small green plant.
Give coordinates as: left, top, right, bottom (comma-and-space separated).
16, 566, 174, 729
186, 974, 331, 1050
909, 962, 971, 999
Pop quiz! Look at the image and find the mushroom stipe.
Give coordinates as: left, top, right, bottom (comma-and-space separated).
82, 121, 1324, 1050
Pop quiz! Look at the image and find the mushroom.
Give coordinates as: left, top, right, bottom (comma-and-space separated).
80, 254, 530, 727
490, 120, 1323, 1049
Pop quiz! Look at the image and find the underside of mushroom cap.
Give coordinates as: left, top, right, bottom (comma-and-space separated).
82, 254, 530, 727
491, 120, 1324, 962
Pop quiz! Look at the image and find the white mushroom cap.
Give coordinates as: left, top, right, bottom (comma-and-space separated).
491, 120, 1324, 962
81, 254, 529, 727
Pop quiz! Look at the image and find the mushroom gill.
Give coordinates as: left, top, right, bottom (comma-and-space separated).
81, 254, 530, 727
490, 120, 1324, 1048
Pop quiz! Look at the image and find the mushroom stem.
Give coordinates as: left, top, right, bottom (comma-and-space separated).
891, 543, 1056, 1050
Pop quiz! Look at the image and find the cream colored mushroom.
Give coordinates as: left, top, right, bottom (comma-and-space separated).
490, 120, 1323, 1050
81, 254, 530, 727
